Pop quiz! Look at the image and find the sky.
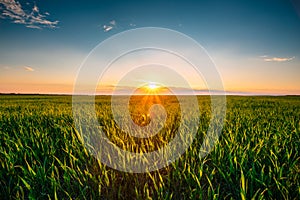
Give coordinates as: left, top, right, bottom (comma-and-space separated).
0, 0, 300, 95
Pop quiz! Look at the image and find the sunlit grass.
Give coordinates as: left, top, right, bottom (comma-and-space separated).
0, 95, 299, 199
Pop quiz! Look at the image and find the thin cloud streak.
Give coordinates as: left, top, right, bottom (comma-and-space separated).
102, 20, 116, 32
0, 0, 59, 29
23, 66, 34, 72
26, 25, 41, 29
261, 55, 295, 62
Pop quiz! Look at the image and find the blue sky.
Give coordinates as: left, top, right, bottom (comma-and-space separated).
0, 0, 299, 94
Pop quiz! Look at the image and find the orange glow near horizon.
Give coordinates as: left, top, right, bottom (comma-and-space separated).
131, 83, 164, 95
145, 83, 162, 94
1, 82, 300, 95
1, 47, 299, 96
1, 71, 298, 95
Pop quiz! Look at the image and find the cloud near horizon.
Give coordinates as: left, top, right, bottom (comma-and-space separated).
23, 66, 34, 71
0, 0, 59, 29
261, 55, 295, 62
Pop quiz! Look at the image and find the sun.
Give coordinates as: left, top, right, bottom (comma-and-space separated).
148, 83, 158, 90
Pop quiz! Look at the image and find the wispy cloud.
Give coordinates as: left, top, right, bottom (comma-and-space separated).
129, 23, 136, 27
260, 55, 268, 58
110, 20, 116, 26
102, 20, 116, 32
103, 25, 113, 32
23, 66, 34, 72
261, 55, 295, 62
26, 25, 41, 29
0, 0, 59, 29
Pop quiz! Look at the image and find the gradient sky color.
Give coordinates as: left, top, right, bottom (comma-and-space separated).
0, 0, 300, 95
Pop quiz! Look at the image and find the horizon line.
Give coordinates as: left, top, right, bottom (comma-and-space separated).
0, 92, 299, 97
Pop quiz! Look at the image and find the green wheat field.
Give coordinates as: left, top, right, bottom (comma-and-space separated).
0, 95, 299, 199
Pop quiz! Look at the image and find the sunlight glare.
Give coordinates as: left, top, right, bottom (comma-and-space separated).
148, 83, 158, 90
